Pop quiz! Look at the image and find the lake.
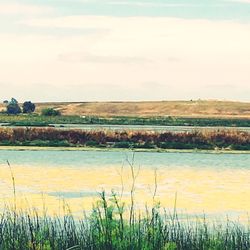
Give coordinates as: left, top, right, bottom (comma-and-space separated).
2, 123, 250, 132
0, 149, 250, 221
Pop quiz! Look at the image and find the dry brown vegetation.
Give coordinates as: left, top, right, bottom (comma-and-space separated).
13, 100, 250, 118
0, 127, 249, 150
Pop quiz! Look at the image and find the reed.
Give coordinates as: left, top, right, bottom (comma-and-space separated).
1, 159, 250, 250
0, 194, 250, 250
0, 127, 249, 150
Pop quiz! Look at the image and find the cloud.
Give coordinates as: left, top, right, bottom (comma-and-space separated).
1, 16, 250, 101
0, 2, 53, 15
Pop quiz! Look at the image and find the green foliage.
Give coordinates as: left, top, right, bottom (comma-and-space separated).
0, 194, 249, 249
164, 243, 177, 250
9, 97, 18, 105
41, 108, 61, 116
0, 112, 250, 127
86, 140, 99, 147
4, 98, 22, 115
22, 101, 36, 114
6, 103, 22, 115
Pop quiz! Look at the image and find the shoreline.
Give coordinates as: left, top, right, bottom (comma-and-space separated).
0, 145, 250, 154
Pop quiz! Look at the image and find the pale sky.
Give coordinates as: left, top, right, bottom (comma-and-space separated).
1, 0, 250, 102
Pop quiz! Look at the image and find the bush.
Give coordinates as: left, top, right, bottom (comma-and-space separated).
41, 108, 61, 116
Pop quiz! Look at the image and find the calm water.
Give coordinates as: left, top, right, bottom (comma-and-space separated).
0, 149, 250, 219
49, 124, 250, 132
0, 150, 250, 169
2, 123, 250, 132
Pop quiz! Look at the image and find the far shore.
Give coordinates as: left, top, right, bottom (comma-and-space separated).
0, 145, 250, 154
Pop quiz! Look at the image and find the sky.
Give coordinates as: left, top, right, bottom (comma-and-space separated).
0, 0, 250, 102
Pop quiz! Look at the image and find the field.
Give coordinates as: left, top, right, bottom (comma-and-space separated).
1, 100, 250, 118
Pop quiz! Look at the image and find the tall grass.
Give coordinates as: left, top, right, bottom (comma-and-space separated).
0, 193, 250, 250
0, 127, 249, 150
1, 158, 250, 250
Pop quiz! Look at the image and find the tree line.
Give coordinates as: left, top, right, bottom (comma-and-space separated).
2, 98, 61, 116
3, 98, 35, 115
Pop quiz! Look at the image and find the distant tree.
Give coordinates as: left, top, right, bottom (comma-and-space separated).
6, 103, 21, 115
23, 101, 36, 114
41, 108, 61, 116
3, 100, 8, 105
10, 98, 18, 105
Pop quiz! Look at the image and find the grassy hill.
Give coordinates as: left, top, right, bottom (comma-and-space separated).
1, 100, 250, 118
34, 100, 250, 118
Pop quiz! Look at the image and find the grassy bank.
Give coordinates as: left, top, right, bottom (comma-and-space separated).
0, 127, 249, 150
1, 114, 250, 127
0, 192, 250, 250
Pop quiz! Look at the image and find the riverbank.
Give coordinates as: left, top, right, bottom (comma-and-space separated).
0, 127, 249, 150
1, 145, 250, 154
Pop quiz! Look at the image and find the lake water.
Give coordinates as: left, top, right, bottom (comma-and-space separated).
2, 123, 250, 132
49, 124, 250, 132
0, 149, 250, 220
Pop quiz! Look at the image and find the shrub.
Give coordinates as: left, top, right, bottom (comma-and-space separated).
41, 108, 61, 116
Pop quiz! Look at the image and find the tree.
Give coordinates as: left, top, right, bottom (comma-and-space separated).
10, 98, 18, 105
41, 108, 61, 116
23, 101, 36, 114
6, 98, 21, 115
6, 103, 21, 115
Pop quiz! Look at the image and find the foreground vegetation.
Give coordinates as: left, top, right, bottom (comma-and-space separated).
0, 192, 250, 250
1, 114, 250, 127
0, 127, 249, 150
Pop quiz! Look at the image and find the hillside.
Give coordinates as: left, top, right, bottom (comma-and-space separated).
1, 100, 250, 118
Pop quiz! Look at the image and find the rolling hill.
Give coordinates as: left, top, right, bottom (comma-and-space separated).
28, 100, 250, 118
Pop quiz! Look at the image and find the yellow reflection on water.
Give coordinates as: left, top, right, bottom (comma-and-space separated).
0, 165, 250, 219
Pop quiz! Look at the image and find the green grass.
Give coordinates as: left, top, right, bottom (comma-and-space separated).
1, 114, 250, 127
0, 192, 250, 250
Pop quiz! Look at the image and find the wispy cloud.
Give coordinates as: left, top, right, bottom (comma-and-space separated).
0, 2, 53, 15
